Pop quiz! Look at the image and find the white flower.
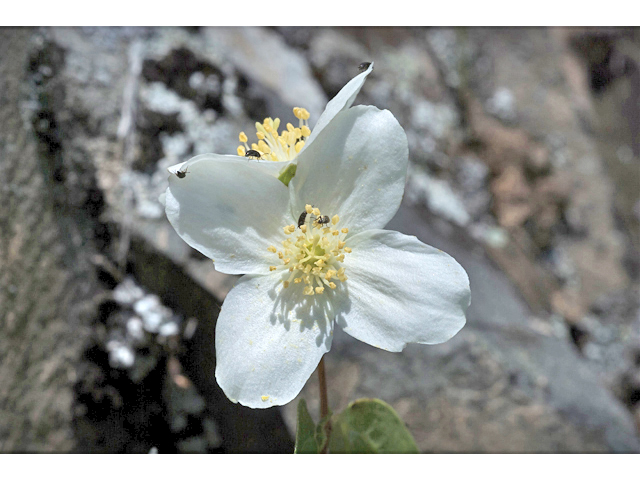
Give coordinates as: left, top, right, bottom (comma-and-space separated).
163, 67, 471, 409
169, 63, 376, 183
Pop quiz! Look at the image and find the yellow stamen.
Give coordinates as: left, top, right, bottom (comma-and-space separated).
238, 106, 312, 163
267, 206, 353, 296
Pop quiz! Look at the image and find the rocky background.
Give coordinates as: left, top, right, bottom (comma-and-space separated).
1, 26, 639, 453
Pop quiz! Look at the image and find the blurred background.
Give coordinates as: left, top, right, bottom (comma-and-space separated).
1, 26, 639, 453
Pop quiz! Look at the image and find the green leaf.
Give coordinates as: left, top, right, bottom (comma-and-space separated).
277, 163, 297, 186
315, 410, 332, 453
329, 398, 419, 453
294, 399, 318, 454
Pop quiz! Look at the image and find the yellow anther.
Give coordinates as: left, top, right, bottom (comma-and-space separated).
300, 108, 310, 120
269, 266, 277, 272
341, 228, 349, 234
239, 132, 248, 143
237, 146, 246, 156
286, 123, 294, 132
301, 125, 311, 137
295, 141, 305, 153
256, 131, 265, 140
267, 246, 277, 253
258, 140, 270, 153
344, 247, 352, 253
273, 204, 350, 296
283, 281, 290, 288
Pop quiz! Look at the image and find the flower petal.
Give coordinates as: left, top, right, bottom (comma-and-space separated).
165, 154, 292, 275
215, 273, 334, 408
332, 229, 470, 352
289, 106, 408, 233
168, 153, 289, 178
304, 61, 374, 148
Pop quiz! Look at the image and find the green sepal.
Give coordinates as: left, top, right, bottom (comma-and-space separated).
329, 398, 419, 453
294, 399, 334, 453
294, 399, 319, 453
277, 163, 297, 186
315, 410, 332, 454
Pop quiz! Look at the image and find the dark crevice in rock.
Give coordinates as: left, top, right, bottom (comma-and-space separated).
133, 107, 184, 173
236, 73, 270, 123
141, 47, 225, 114
73, 343, 174, 453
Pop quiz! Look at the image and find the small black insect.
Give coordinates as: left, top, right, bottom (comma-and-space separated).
314, 215, 330, 227
298, 211, 308, 229
358, 62, 372, 72
175, 167, 190, 178
245, 149, 263, 159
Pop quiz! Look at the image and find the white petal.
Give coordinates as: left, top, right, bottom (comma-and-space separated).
215, 273, 334, 408
333, 229, 470, 352
304, 61, 374, 148
168, 153, 288, 178
165, 154, 292, 275
289, 106, 408, 233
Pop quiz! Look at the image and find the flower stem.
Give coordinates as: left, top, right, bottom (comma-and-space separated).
317, 356, 331, 453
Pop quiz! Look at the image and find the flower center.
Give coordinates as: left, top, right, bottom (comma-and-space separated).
237, 107, 311, 162
268, 205, 352, 295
